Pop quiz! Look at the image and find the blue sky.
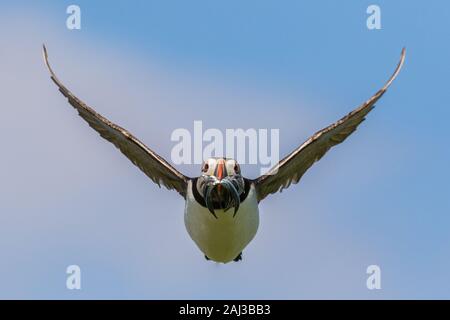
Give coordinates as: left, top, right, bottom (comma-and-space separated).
1, 1, 449, 299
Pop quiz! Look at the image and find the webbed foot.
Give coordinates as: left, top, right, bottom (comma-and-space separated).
233, 252, 242, 262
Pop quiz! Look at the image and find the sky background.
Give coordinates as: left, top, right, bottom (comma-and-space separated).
0, 1, 449, 299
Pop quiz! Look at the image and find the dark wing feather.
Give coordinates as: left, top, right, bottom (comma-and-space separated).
43, 45, 189, 198
253, 48, 406, 202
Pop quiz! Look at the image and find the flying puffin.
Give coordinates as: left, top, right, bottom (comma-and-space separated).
43, 46, 405, 263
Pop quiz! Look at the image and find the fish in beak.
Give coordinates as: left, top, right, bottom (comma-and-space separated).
200, 160, 244, 219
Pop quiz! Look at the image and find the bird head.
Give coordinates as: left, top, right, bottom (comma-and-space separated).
196, 158, 245, 218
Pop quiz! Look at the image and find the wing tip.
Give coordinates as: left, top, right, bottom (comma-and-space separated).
382, 47, 406, 91
42, 43, 49, 67
42, 43, 58, 79
401, 47, 406, 56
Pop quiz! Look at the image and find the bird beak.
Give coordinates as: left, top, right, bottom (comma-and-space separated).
214, 160, 226, 192
215, 160, 225, 180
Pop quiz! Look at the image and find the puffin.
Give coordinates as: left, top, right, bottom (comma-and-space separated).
43, 46, 405, 263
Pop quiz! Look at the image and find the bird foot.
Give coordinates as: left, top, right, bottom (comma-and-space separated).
233, 252, 242, 262
204, 253, 242, 262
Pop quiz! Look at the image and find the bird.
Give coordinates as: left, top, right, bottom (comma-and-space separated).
43, 45, 405, 263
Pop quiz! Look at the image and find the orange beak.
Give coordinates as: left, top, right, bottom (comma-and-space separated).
215, 160, 226, 192
216, 161, 225, 180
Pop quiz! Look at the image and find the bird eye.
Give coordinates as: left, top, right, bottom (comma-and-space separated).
202, 163, 209, 172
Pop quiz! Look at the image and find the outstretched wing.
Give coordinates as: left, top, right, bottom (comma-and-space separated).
253, 48, 406, 202
43, 45, 189, 198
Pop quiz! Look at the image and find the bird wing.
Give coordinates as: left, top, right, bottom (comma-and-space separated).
43, 45, 189, 198
253, 48, 406, 202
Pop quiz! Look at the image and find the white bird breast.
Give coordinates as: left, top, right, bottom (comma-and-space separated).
184, 180, 260, 263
